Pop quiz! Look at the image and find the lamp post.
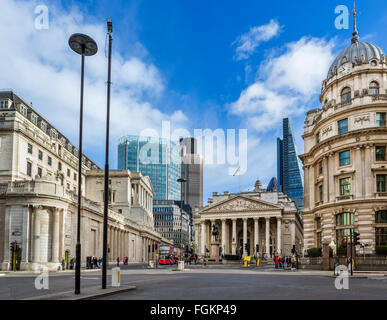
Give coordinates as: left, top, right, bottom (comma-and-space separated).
102, 18, 113, 290
177, 178, 186, 261
68, 33, 98, 295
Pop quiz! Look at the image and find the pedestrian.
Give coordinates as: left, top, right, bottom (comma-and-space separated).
116, 257, 120, 266
279, 256, 282, 269
334, 258, 339, 276
274, 256, 278, 269
69, 258, 74, 270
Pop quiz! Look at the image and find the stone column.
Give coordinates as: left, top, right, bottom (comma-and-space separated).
290, 220, 296, 248
21, 206, 30, 263
201, 221, 206, 255
221, 219, 226, 255
265, 217, 270, 258
310, 165, 315, 206
277, 217, 282, 255
254, 218, 259, 256
354, 147, 362, 198
328, 153, 336, 202
33, 207, 41, 262
304, 166, 310, 210
232, 219, 237, 255
243, 218, 248, 257
3, 206, 11, 263
51, 208, 60, 263
365, 145, 372, 198
323, 156, 329, 203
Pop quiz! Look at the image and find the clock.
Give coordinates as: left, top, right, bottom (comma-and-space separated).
339, 65, 349, 74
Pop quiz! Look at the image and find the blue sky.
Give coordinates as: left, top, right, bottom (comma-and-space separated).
2, 0, 387, 204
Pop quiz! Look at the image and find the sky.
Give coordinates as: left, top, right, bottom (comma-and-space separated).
1, 0, 387, 205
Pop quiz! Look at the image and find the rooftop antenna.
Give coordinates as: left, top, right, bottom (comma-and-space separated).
233, 166, 241, 193
352, 0, 359, 43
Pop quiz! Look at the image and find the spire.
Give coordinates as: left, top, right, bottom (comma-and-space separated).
352, 0, 359, 43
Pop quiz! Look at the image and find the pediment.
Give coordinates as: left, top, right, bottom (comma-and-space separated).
201, 195, 281, 214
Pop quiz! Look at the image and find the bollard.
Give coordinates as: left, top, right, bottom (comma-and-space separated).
243, 260, 248, 268
256, 259, 260, 267
112, 267, 120, 287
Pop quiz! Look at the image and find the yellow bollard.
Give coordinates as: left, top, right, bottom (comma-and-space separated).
243, 260, 248, 268
256, 259, 260, 267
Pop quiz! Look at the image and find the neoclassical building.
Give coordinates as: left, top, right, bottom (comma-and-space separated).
300, 15, 387, 254
0, 91, 170, 271
194, 181, 303, 258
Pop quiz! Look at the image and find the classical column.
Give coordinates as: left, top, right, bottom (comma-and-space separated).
290, 220, 296, 248
51, 208, 60, 263
364, 145, 372, 198
304, 166, 310, 210
232, 219, 237, 255
310, 165, 315, 206
254, 218, 259, 256
242, 218, 248, 257
33, 207, 41, 262
201, 221, 206, 255
354, 147, 362, 198
221, 219, 226, 255
3, 206, 11, 263
328, 153, 336, 202
265, 217, 270, 258
21, 206, 31, 263
323, 156, 329, 203
277, 217, 282, 255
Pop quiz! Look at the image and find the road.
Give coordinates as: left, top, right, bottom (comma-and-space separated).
0, 265, 386, 300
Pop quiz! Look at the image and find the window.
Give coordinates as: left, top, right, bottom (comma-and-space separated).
31, 113, 37, 125
319, 185, 323, 202
371, 60, 377, 67
74, 173, 77, 181
37, 167, 42, 178
27, 143, 33, 154
341, 87, 351, 102
375, 228, 387, 246
375, 210, 387, 224
319, 161, 323, 175
20, 105, 27, 116
338, 119, 348, 134
336, 228, 354, 247
27, 161, 32, 177
336, 212, 354, 226
339, 150, 351, 166
376, 113, 386, 127
48, 156, 52, 166
51, 130, 57, 139
38, 150, 43, 160
376, 146, 386, 161
376, 175, 386, 193
40, 122, 47, 132
369, 81, 379, 95
339, 177, 351, 196
58, 162, 62, 171
0, 100, 9, 109
67, 169, 70, 177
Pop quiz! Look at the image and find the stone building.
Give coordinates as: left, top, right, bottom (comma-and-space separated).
0, 91, 170, 271
299, 14, 387, 254
193, 180, 303, 258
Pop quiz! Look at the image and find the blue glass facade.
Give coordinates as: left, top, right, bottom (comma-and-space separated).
277, 118, 304, 211
118, 135, 181, 201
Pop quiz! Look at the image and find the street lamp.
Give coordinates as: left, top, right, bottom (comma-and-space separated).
102, 18, 113, 290
68, 33, 98, 295
177, 178, 186, 261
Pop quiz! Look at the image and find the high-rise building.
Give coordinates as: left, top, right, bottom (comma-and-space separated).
118, 136, 181, 201
277, 118, 304, 211
180, 137, 203, 209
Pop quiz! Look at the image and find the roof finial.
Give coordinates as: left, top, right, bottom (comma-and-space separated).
352, 0, 359, 43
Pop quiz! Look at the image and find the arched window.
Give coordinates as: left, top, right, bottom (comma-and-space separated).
369, 81, 380, 95
371, 60, 377, 67
341, 87, 351, 102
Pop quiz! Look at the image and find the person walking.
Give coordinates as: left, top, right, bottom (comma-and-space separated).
116, 257, 120, 266
274, 256, 278, 269
61, 258, 65, 271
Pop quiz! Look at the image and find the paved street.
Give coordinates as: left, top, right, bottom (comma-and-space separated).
1, 265, 386, 300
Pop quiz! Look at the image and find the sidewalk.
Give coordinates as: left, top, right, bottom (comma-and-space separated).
23, 285, 136, 300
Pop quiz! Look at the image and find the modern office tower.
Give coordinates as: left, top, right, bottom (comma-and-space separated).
153, 200, 191, 250
117, 135, 181, 201
266, 177, 278, 192
180, 137, 203, 209
277, 118, 304, 211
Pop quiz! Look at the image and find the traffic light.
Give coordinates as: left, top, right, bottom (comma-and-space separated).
255, 244, 259, 253
244, 243, 248, 251
155, 242, 158, 251
353, 232, 360, 245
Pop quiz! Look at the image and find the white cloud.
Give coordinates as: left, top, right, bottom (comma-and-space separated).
229, 36, 335, 132
0, 0, 186, 160
233, 19, 282, 61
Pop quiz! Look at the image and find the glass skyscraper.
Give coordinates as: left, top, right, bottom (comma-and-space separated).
277, 118, 304, 211
117, 135, 181, 201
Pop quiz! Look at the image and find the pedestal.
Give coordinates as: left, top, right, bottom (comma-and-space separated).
210, 242, 220, 262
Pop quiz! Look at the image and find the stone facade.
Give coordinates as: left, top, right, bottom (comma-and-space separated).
194, 183, 303, 258
0, 91, 170, 271
300, 32, 387, 254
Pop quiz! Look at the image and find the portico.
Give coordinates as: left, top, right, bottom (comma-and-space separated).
194, 193, 302, 259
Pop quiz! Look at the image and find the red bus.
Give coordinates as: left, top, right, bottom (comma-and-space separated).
158, 244, 178, 265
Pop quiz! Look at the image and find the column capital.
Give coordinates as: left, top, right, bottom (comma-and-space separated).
276, 217, 282, 221
265, 216, 270, 221
242, 217, 248, 222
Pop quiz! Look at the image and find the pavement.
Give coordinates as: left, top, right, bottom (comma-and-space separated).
0, 264, 386, 300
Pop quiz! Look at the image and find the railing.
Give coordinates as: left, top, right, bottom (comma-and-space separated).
336, 195, 353, 201
375, 192, 387, 198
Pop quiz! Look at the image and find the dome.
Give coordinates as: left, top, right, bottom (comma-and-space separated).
327, 41, 385, 79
